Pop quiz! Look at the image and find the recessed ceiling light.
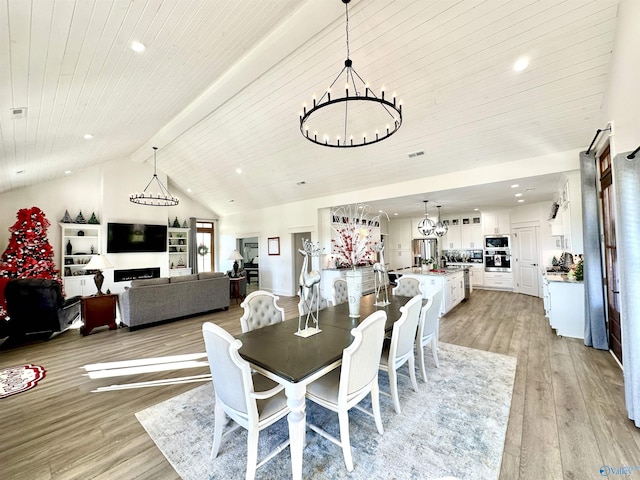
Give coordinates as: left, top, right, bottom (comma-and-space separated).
517, 199, 525, 203
394, 213, 398, 216
473, 208, 479, 211
131, 41, 146, 52
513, 57, 529, 72
510, 184, 519, 188
236, 168, 242, 174
83, 133, 93, 139
515, 193, 523, 197
64, 170, 72, 175
187, 188, 192, 193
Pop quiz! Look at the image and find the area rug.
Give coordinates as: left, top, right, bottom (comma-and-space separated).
0, 364, 46, 398
136, 343, 516, 479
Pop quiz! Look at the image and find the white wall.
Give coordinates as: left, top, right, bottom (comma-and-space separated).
0, 156, 216, 293
602, 0, 640, 156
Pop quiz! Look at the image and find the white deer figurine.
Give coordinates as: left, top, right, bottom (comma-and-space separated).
298, 238, 322, 334
373, 243, 390, 306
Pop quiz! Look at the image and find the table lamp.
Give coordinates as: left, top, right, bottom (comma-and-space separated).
84, 254, 114, 295
228, 250, 244, 277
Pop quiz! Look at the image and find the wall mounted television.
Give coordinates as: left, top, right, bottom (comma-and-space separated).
107, 223, 167, 253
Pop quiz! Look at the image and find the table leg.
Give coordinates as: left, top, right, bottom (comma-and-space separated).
285, 383, 306, 480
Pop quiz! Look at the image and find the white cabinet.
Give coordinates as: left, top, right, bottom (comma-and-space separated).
482, 210, 511, 235
387, 218, 413, 270
60, 223, 101, 295
168, 227, 190, 276
461, 224, 483, 249
63, 277, 97, 297
442, 223, 461, 250
444, 271, 465, 313
470, 264, 484, 287
545, 275, 585, 339
483, 271, 513, 290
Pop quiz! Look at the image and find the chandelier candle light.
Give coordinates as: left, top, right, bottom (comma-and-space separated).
130, 147, 179, 206
299, 0, 402, 148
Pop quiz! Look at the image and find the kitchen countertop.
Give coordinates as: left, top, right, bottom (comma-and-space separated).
390, 267, 467, 277
545, 273, 583, 283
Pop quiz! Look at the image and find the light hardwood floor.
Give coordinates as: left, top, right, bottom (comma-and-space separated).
1, 289, 638, 479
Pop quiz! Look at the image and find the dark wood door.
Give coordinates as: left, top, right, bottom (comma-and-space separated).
599, 145, 622, 363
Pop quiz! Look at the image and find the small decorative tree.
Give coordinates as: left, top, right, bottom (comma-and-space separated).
0, 206, 62, 284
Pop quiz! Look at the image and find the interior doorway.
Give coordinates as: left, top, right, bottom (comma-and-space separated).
238, 237, 259, 287
598, 144, 622, 363
513, 226, 540, 297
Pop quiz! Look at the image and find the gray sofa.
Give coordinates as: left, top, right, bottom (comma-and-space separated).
119, 272, 230, 329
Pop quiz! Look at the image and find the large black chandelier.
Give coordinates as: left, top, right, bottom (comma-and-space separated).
417, 200, 435, 236
299, 0, 403, 148
130, 147, 179, 206
433, 205, 448, 237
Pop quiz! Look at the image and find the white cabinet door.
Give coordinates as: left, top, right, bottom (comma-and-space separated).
64, 277, 97, 297
461, 224, 482, 249
443, 224, 461, 250
471, 265, 484, 287
483, 272, 514, 290
482, 210, 511, 235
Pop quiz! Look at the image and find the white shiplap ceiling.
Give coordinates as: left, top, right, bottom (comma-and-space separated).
0, 0, 619, 218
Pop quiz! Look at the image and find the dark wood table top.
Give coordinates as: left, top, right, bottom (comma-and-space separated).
237, 294, 414, 383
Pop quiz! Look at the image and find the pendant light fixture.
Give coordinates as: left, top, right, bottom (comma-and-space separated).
299, 0, 403, 148
130, 147, 179, 206
434, 205, 448, 237
417, 200, 435, 236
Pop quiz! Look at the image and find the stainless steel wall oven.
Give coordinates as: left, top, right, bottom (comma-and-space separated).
484, 249, 512, 272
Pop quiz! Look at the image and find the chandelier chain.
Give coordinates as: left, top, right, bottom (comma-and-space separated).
345, 0, 350, 61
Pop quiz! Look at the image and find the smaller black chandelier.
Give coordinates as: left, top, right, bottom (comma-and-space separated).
130, 147, 179, 206
299, 0, 402, 148
417, 200, 435, 236
434, 205, 448, 237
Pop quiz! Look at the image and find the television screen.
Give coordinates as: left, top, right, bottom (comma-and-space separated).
107, 223, 167, 253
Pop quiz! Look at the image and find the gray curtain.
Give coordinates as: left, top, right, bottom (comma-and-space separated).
580, 151, 608, 349
613, 151, 640, 427
189, 217, 198, 274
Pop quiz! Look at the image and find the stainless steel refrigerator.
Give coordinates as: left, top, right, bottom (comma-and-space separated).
412, 238, 438, 266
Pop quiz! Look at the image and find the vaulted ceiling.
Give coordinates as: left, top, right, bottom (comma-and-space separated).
0, 0, 620, 217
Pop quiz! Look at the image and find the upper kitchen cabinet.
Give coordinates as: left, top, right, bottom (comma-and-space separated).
441, 218, 461, 250
482, 210, 511, 235
558, 171, 584, 254
461, 223, 483, 249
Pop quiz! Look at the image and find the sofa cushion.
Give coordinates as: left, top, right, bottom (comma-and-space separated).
170, 274, 198, 283
131, 277, 170, 287
198, 272, 225, 280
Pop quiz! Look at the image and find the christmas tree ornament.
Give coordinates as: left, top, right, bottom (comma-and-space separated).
182, 220, 188, 228
75, 211, 87, 224
172, 217, 180, 228
88, 212, 99, 224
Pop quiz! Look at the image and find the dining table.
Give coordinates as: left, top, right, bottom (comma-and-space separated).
236, 293, 416, 480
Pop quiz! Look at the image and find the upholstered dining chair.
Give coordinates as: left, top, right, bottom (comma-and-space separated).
392, 275, 426, 298
416, 289, 443, 383
297, 290, 329, 316
331, 277, 349, 306
202, 322, 290, 480
239, 290, 286, 333
379, 294, 422, 414
305, 310, 387, 472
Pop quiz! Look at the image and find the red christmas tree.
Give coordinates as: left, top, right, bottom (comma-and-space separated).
0, 206, 62, 286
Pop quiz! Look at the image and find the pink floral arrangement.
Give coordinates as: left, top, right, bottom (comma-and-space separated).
330, 203, 383, 269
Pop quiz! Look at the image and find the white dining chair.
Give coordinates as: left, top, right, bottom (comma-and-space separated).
379, 294, 422, 414
239, 290, 286, 333
297, 290, 329, 316
331, 277, 349, 306
416, 289, 443, 382
305, 310, 387, 472
392, 275, 426, 298
202, 322, 290, 480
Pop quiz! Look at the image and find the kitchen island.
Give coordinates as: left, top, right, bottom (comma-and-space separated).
542, 271, 585, 339
389, 267, 467, 315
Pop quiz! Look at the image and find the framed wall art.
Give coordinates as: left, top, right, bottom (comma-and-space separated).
268, 237, 280, 256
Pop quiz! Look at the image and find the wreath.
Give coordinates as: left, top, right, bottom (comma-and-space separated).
197, 244, 209, 256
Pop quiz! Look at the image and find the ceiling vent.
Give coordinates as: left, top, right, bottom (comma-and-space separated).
408, 150, 424, 158
11, 107, 26, 119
